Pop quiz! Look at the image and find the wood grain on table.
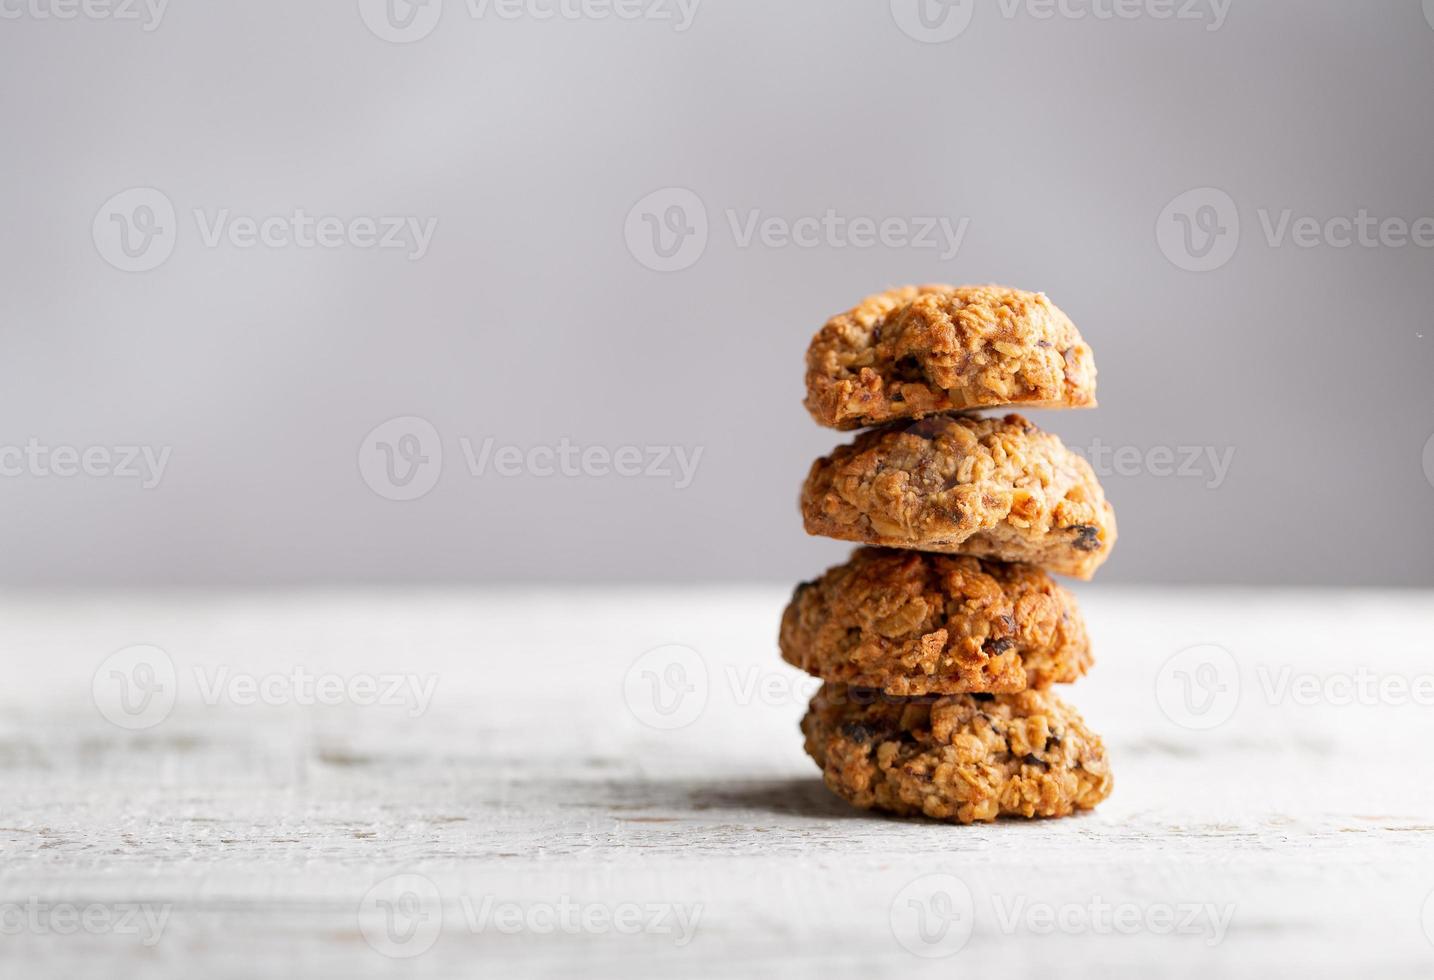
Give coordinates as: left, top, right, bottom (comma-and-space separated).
2, 586, 1433, 978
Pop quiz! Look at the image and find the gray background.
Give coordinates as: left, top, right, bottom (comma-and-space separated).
2, 0, 1432, 587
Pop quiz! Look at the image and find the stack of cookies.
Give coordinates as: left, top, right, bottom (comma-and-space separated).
781, 284, 1117, 824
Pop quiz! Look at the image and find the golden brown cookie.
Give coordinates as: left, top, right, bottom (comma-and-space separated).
780, 548, 1090, 696
801, 684, 1112, 824
804, 284, 1097, 430
800, 413, 1116, 579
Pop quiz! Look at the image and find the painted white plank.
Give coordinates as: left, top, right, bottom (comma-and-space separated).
1, 586, 1433, 978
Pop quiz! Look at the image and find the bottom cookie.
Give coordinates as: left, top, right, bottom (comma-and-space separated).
801, 684, 1112, 824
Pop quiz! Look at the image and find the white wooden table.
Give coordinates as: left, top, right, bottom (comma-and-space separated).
3, 586, 1433, 978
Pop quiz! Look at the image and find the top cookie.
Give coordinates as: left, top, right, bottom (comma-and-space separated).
804, 284, 1097, 430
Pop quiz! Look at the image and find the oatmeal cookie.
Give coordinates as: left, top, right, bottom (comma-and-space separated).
804, 284, 1097, 430
780, 548, 1090, 696
800, 413, 1115, 579
801, 684, 1112, 823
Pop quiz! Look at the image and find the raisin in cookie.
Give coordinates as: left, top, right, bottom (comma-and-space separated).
801, 684, 1112, 823
800, 413, 1116, 580
780, 548, 1090, 696
804, 284, 1097, 430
